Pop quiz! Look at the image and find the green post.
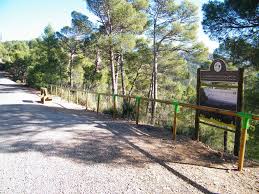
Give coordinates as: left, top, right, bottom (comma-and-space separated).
237, 112, 252, 171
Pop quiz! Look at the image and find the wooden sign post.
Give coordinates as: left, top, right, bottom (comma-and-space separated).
195, 59, 244, 156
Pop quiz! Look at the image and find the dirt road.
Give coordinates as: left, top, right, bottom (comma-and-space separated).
0, 72, 258, 194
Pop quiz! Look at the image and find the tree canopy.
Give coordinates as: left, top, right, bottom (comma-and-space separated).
202, 0, 258, 69
202, 0, 258, 42
0, 0, 258, 160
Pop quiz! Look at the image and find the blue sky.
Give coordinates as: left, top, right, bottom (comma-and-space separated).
0, 0, 218, 52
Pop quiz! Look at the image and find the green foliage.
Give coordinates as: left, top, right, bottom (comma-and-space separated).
214, 38, 259, 69
87, 0, 147, 34
102, 99, 136, 119
202, 0, 259, 159
245, 70, 259, 114
83, 63, 102, 90
1, 1, 258, 160
0, 43, 7, 61
1, 41, 31, 82
246, 122, 259, 160
203, 0, 258, 70
124, 38, 152, 95
27, 64, 46, 88
132, 0, 149, 10
26, 25, 69, 87
202, 0, 258, 42
56, 11, 93, 87
146, 0, 206, 114
10, 57, 32, 82
121, 100, 136, 118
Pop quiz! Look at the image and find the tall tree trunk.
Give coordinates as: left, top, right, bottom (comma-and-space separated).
109, 46, 117, 94
59, 65, 62, 85
69, 53, 73, 88
95, 48, 101, 72
107, 8, 117, 95
153, 51, 158, 101
115, 54, 119, 91
146, 78, 153, 114
120, 54, 127, 116
120, 54, 126, 96
151, 20, 158, 124
128, 65, 142, 96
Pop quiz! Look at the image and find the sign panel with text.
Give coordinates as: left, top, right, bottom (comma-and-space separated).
199, 88, 237, 124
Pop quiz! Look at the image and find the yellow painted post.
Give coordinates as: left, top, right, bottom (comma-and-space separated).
50, 85, 52, 94
97, 94, 101, 114
238, 128, 247, 171
135, 96, 141, 125
237, 112, 252, 171
172, 101, 180, 140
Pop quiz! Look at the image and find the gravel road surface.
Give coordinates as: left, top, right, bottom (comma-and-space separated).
0, 72, 258, 194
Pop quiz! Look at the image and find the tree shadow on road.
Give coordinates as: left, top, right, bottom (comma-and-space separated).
0, 104, 257, 193
0, 84, 36, 94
